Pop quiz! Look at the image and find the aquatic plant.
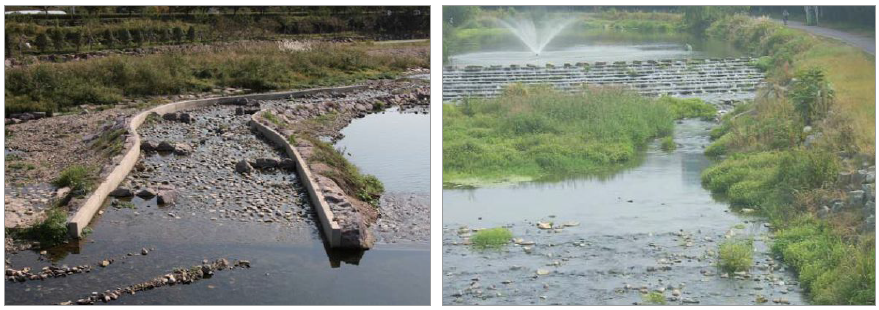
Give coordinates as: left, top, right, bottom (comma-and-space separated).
641, 291, 667, 305
657, 96, 716, 120
443, 85, 674, 184
471, 227, 513, 249
717, 238, 754, 273
660, 136, 676, 152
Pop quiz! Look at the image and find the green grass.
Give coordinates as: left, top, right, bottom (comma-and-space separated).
304, 136, 384, 207
660, 136, 676, 152
657, 96, 717, 120
89, 128, 127, 157
772, 215, 875, 305
18, 207, 68, 248
443, 85, 674, 184
702, 13, 874, 305
262, 111, 284, 127
52, 165, 95, 195
5, 42, 427, 114
471, 227, 512, 249
641, 291, 667, 305
717, 238, 754, 273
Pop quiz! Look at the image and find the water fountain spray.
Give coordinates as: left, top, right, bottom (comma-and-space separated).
496, 16, 575, 56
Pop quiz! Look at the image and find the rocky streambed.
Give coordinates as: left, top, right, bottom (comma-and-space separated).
5, 81, 430, 305
442, 120, 806, 305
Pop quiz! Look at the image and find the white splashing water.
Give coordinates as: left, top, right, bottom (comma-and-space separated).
497, 17, 575, 55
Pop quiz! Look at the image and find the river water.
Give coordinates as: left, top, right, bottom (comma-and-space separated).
442, 29, 805, 305
6, 103, 430, 305
442, 120, 806, 305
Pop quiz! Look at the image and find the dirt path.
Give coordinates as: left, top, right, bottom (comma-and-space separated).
776, 19, 875, 55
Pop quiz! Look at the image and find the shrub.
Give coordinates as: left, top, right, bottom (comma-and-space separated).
22, 207, 68, 247
52, 165, 93, 195
717, 238, 754, 273
187, 26, 196, 42
34, 33, 50, 52
471, 227, 512, 249
790, 67, 834, 126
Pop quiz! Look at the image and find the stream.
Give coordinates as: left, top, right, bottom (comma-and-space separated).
5, 97, 429, 305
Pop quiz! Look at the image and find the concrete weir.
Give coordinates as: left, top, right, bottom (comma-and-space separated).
442, 57, 764, 102
67, 86, 367, 249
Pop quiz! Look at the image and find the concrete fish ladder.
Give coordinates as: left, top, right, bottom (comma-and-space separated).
67, 85, 368, 249
442, 57, 765, 102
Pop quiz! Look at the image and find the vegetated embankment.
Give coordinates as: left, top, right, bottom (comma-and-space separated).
699, 14, 875, 305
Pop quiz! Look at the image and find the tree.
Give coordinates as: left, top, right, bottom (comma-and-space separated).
50, 28, 65, 51
443, 6, 480, 27
132, 29, 144, 46
35, 33, 51, 53
119, 29, 132, 46
172, 26, 184, 43
791, 68, 834, 126
102, 29, 116, 47
187, 26, 196, 42
682, 6, 750, 34
67, 31, 83, 51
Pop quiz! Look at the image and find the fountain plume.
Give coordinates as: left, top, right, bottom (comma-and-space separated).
497, 16, 575, 56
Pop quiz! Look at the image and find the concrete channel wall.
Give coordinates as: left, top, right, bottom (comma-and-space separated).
67, 85, 368, 242
249, 113, 343, 247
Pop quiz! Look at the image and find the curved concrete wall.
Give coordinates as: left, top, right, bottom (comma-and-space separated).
249, 113, 343, 247
67, 85, 368, 238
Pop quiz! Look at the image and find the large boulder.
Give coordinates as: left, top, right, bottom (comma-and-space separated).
135, 188, 157, 199
156, 141, 175, 152
173, 143, 192, 156
235, 160, 253, 174
140, 141, 157, 152
109, 187, 133, 197
253, 158, 279, 169
156, 186, 178, 205
279, 159, 297, 170
178, 113, 193, 124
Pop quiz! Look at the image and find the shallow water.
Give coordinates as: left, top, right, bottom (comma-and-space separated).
6, 103, 430, 305
442, 120, 806, 305
335, 108, 430, 195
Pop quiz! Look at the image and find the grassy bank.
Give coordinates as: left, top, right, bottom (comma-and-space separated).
5, 41, 427, 114
443, 84, 715, 185
700, 14, 874, 305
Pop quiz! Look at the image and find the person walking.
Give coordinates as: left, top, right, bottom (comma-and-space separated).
782, 9, 790, 26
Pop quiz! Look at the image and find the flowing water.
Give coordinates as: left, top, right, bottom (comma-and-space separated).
6, 104, 430, 305
443, 24, 804, 305
442, 120, 806, 305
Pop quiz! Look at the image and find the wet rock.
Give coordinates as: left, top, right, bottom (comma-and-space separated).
109, 187, 133, 197
537, 222, 552, 230
100, 260, 110, 267
135, 188, 157, 199
156, 186, 177, 205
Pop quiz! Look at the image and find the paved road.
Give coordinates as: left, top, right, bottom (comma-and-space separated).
778, 19, 875, 55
